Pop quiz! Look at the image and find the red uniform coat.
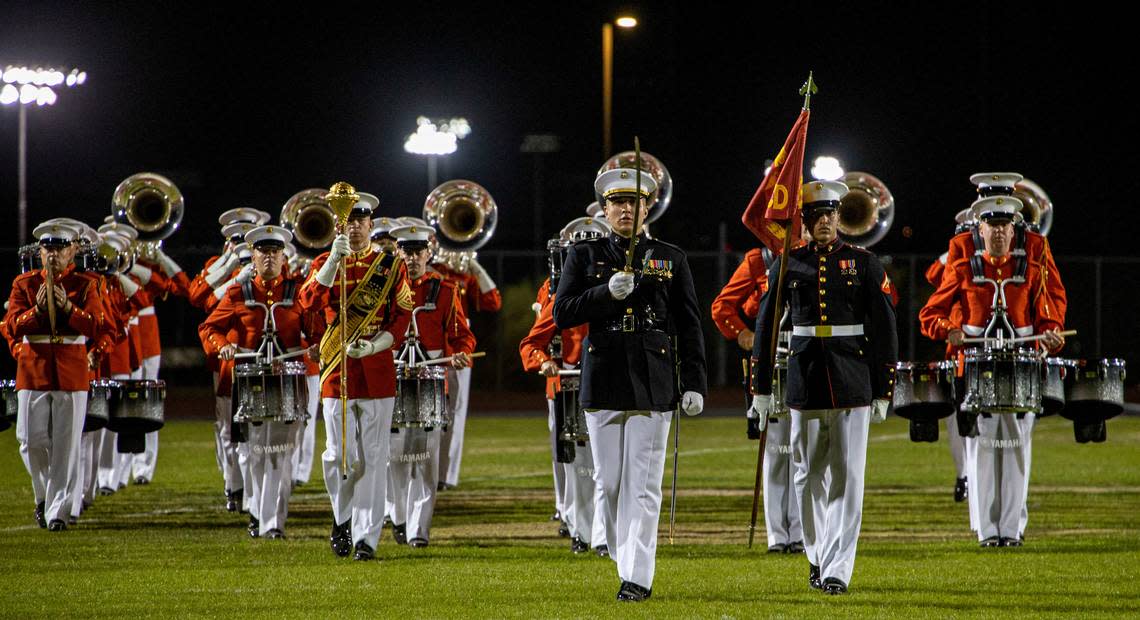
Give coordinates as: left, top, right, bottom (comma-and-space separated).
433, 262, 502, 314
299, 248, 413, 399
199, 273, 315, 396
4, 265, 104, 391
407, 271, 476, 357
519, 279, 587, 400
943, 229, 1067, 324
710, 248, 769, 341
920, 251, 1065, 354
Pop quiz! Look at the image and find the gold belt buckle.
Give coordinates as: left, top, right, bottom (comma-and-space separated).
50, 335, 63, 344
816, 325, 832, 337
622, 315, 635, 332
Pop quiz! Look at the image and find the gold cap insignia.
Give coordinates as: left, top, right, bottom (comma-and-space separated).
996, 198, 1004, 205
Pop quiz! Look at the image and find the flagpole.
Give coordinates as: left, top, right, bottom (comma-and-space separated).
747, 71, 817, 549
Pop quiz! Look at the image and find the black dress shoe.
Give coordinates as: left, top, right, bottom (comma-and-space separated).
980, 536, 1001, 548
48, 519, 67, 532
330, 521, 352, 557
264, 529, 285, 540
809, 564, 822, 589
231, 489, 245, 514
98, 486, 115, 496
34, 502, 46, 529
570, 537, 589, 554
409, 538, 429, 548
768, 543, 787, 553
617, 581, 652, 602
1000, 537, 1023, 547
68, 515, 78, 526
786, 541, 805, 554
822, 577, 848, 595
247, 517, 260, 538
353, 541, 375, 561
134, 476, 150, 485
558, 522, 570, 538
595, 545, 609, 558
954, 477, 968, 503
393, 523, 408, 545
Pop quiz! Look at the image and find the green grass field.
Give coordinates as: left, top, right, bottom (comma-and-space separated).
1, 414, 1138, 618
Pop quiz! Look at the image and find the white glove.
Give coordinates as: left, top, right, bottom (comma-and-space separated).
206, 249, 234, 276
469, 259, 497, 293
345, 331, 394, 359
212, 275, 238, 300
608, 271, 635, 300
315, 235, 352, 287
681, 391, 703, 416
749, 395, 772, 431
871, 398, 890, 423
116, 274, 140, 297
156, 249, 182, 276
205, 253, 240, 288
235, 263, 254, 285
128, 263, 152, 285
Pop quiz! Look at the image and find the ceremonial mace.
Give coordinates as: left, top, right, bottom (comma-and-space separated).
327, 181, 359, 480
748, 72, 816, 549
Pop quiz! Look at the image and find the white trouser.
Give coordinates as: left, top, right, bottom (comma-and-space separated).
247, 420, 300, 533
974, 413, 1032, 541
1019, 413, 1035, 537
764, 416, 803, 547
439, 366, 471, 486
214, 396, 244, 494
592, 471, 607, 550
322, 397, 394, 550
586, 409, 671, 590
567, 440, 597, 545
130, 355, 161, 481
547, 399, 566, 516
291, 375, 320, 484
386, 426, 441, 541
70, 430, 99, 518
966, 432, 979, 532
791, 406, 870, 586
97, 373, 132, 489
947, 415, 967, 479
17, 390, 87, 523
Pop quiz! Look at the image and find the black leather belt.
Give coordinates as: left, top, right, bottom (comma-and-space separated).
602, 315, 666, 333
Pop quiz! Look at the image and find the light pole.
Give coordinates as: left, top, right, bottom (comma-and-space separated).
1, 65, 87, 246
602, 15, 638, 159
404, 116, 470, 192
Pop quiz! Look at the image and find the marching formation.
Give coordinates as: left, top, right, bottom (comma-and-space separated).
0, 144, 1127, 604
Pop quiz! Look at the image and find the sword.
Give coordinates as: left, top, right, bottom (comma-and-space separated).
623, 136, 644, 273
668, 334, 681, 544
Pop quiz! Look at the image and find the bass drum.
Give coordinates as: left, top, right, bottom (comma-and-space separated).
1041, 358, 1077, 417
1063, 359, 1126, 421
85, 379, 118, 432
892, 361, 956, 420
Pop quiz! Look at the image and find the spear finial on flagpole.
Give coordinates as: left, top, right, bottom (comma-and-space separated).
799, 71, 818, 110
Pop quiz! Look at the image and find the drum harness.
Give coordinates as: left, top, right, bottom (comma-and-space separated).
392, 278, 442, 459
241, 277, 297, 361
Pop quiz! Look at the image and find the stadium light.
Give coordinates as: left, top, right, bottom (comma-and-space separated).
0, 63, 87, 245
811, 156, 845, 181
404, 116, 471, 190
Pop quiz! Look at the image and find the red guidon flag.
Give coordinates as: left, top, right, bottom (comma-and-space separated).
741, 108, 810, 254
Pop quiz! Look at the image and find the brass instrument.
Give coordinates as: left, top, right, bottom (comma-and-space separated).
423, 180, 497, 272
596, 150, 673, 225
281, 188, 338, 255
111, 172, 184, 261
837, 171, 894, 247
1013, 178, 1053, 236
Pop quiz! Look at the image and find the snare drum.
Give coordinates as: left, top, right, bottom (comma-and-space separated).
108, 379, 166, 433
1, 379, 15, 432
892, 361, 956, 420
1041, 358, 1077, 417
963, 348, 1042, 414
392, 364, 447, 428
85, 378, 117, 432
233, 361, 308, 424
1063, 358, 1126, 421
556, 374, 588, 442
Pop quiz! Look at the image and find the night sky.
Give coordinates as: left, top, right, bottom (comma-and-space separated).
0, 3, 1132, 255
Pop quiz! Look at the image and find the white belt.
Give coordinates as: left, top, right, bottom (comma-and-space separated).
792, 324, 864, 337
129, 317, 139, 326
24, 335, 87, 345
138, 306, 156, 316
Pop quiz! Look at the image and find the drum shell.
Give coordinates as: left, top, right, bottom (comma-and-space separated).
233, 361, 308, 423
108, 379, 166, 433
0, 379, 15, 432
393, 364, 447, 428
556, 374, 588, 442
892, 361, 955, 420
84, 379, 117, 432
771, 354, 789, 416
1041, 358, 1076, 417
1063, 359, 1126, 421
963, 348, 1041, 414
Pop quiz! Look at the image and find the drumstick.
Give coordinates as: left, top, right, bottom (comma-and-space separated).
962, 329, 1076, 345
270, 349, 311, 362
557, 369, 581, 377
414, 352, 486, 367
